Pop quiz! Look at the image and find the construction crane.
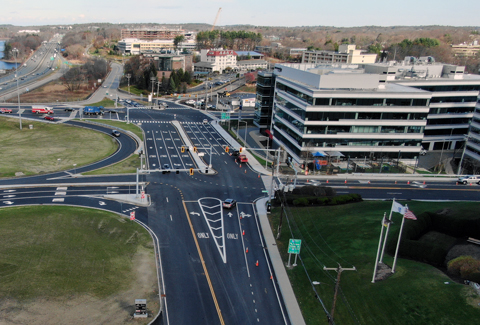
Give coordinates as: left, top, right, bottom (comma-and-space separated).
211, 7, 222, 31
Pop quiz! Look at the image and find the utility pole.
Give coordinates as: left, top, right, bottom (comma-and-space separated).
323, 264, 356, 325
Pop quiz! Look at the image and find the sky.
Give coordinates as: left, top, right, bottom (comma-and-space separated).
2, 0, 480, 28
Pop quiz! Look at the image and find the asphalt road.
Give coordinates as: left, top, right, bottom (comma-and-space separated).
2, 104, 480, 324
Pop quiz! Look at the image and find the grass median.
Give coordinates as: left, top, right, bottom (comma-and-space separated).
0, 206, 159, 323
269, 201, 480, 324
0, 117, 117, 178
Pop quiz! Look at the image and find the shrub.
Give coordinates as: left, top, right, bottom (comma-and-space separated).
448, 256, 480, 278
293, 198, 309, 206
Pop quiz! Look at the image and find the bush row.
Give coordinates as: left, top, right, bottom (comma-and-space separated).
291, 193, 363, 207
386, 210, 480, 267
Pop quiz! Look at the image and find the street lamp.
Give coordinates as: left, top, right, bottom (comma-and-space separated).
457, 133, 470, 175
13, 48, 22, 130
237, 120, 248, 144
126, 73, 131, 94
150, 76, 156, 107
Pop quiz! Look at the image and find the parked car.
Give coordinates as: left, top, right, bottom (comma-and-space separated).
0, 108, 13, 114
223, 199, 237, 209
203, 119, 208, 124
112, 130, 121, 137
458, 175, 480, 185
44, 115, 54, 121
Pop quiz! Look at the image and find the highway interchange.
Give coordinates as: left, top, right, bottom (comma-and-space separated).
1, 39, 480, 325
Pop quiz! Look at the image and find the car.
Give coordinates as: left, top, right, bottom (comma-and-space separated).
223, 199, 237, 209
44, 115, 54, 121
64, 107, 74, 111
159, 102, 169, 108
458, 175, 480, 185
185, 99, 195, 105
203, 119, 208, 124
111, 130, 121, 137
163, 164, 171, 174
0, 108, 13, 114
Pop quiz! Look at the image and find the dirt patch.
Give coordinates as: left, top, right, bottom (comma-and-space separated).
0, 247, 160, 325
7, 80, 94, 104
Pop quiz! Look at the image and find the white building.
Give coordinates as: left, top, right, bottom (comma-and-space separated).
196, 49, 237, 74
302, 44, 377, 65
269, 63, 431, 162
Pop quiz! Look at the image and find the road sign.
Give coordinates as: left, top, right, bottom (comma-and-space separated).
288, 239, 302, 254
130, 211, 135, 220
221, 112, 230, 120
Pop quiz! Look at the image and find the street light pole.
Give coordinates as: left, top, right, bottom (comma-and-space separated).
126, 73, 131, 95
457, 133, 470, 175
150, 76, 156, 108
13, 48, 22, 130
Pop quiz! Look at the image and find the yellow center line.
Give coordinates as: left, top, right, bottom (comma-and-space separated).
182, 201, 225, 325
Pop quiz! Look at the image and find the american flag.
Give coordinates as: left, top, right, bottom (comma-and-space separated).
404, 209, 417, 220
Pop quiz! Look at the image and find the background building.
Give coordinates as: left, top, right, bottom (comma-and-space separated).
195, 49, 237, 74
302, 45, 377, 65
121, 28, 184, 41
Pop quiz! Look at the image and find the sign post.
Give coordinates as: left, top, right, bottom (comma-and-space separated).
287, 239, 302, 267
134, 299, 147, 318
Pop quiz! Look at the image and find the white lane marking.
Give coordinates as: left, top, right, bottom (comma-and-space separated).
56, 187, 68, 190
166, 197, 169, 203
52, 198, 65, 202
55, 192, 67, 195
170, 215, 172, 221
3, 201, 14, 205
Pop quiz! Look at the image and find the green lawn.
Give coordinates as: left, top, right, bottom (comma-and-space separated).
82, 119, 144, 141
88, 97, 118, 107
0, 117, 117, 177
269, 201, 480, 324
0, 206, 154, 300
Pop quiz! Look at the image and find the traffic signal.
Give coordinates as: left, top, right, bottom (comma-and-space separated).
181, 146, 185, 153
193, 147, 197, 152
189, 168, 194, 175
239, 147, 243, 153
225, 146, 229, 153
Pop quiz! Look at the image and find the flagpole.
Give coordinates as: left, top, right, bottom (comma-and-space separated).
392, 204, 408, 273
372, 212, 387, 283
379, 199, 395, 263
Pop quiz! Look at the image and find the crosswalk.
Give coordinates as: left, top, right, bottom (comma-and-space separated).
130, 120, 208, 124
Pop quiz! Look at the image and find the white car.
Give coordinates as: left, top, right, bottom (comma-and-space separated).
458, 175, 480, 185
203, 119, 208, 124
185, 99, 195, 105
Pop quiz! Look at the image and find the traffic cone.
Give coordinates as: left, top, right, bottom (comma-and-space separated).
258, 174, 260, 178
345, 179, 347, 184
239, 164, 242, 168
326, 180, 329, 183
242, 230, 245, 236
270, 275, 273, 280
395, 180, 397, 184
245, 169, 247, 173
407, 181, 410, 184
423, 181, 426, 185
255, 260, 259, 267
368, 180, 371, 184
307, 179, 309, 182
246, 247, 249, 253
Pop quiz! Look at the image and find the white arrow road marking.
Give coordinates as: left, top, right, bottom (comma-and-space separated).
3, 190, 16, 192
240, 212, 251, 218
99, 201, 106, 205
3, 195, 16, 198
3, 201, 14, 205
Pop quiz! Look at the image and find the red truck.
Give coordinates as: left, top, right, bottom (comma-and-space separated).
239, 154, 248, 163
32, 106, 54, 114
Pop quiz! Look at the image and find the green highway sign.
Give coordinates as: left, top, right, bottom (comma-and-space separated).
288, 239, 302, 254
221, 112, 230, 120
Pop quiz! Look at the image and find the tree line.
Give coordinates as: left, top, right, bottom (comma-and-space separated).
196, 30, 262, 50
3, 34, 46, 60
60, 58, 108, 91
121, 56, 193, 95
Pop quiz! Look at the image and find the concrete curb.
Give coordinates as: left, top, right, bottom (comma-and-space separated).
256, 197, 306, 325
